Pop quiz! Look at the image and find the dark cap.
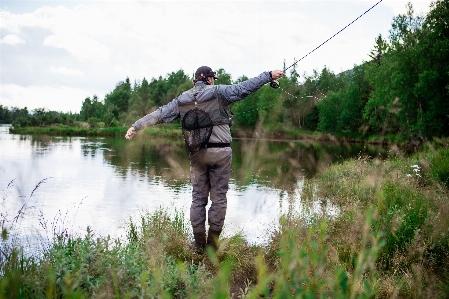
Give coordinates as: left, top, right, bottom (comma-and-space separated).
195, 66, 218, 80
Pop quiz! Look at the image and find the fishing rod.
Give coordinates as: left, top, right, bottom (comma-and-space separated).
270, 0, 384, 89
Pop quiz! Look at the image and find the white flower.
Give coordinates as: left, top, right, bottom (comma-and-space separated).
411, 165, 420, 169
406, 174, 412, 177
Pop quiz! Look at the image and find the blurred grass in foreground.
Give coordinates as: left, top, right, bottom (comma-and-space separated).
1, 139, 448, 298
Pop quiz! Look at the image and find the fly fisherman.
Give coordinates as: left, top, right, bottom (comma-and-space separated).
125, 66, 284, 253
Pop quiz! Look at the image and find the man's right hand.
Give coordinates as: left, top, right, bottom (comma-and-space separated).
271, 70, 284, 80
125, 127, 136, 140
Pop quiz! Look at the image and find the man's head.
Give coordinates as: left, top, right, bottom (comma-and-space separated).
194, 66, 218, 85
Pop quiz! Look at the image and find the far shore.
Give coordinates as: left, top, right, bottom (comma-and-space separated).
7, 123, 419, 148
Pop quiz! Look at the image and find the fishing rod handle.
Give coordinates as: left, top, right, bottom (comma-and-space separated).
270, 80, 280, 89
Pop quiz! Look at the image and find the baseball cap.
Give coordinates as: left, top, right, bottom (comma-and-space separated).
195, 66, 218, 80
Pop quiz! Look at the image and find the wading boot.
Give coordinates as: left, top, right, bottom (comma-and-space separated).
190, 232, 206, 254
206, 229, 221, 252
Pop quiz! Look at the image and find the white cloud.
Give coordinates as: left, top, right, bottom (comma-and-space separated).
1, 34, 25, 45
49, 66, 84, 76
43, 34, 112, 62
1, 5, 114, 62
0, 84, 92, 112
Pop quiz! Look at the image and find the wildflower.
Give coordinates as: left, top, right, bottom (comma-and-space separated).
406, 174, 412, 177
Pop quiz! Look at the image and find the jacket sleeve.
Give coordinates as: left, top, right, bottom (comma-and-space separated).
217, 71, 272, 103
132, 98, 180, 131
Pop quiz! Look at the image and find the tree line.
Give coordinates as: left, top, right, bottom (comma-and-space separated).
2, 1, 447, 140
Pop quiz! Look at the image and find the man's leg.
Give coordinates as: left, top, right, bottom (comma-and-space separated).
206, 148, 232, 250
190, 153, 210, 252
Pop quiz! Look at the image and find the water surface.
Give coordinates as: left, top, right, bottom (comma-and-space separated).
0, 125, 391, 246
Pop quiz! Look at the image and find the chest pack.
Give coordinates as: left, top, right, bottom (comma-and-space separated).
178, 85, 233, 154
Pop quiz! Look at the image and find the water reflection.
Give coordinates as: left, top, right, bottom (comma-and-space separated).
0, 124, 391, 246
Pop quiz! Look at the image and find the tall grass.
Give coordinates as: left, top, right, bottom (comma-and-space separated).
303, 138, 449, 297
1, 139, 448, 298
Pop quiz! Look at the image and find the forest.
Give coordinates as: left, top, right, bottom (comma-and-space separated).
1, 1, 448, 141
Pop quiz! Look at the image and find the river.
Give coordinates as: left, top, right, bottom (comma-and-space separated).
0, 124, 392, 247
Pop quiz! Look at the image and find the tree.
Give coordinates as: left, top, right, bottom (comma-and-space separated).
163, 70, 191, 105
414, 0, 449, 137
368, 34, 388, 66
0, 105, 11, 124
80, 97, 92, 121
215, 68, 232, 85
104, 78, 131, 120
317, 91, 342, 132
364, 3, 424, 137
337, 65, 370, 132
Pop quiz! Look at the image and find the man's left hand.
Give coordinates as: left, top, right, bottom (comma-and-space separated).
125, 127, 136, 140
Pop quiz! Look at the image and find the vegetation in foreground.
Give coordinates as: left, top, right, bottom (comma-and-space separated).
1, 138, 448, 298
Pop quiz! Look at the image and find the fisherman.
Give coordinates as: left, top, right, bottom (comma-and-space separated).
125, 66, 284, 253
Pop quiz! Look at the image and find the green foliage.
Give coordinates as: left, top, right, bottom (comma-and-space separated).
2, 106, 78, 128
317, 91, 342, 132
214, 68, 232, 85
364, 1, 449, 139
80, 95, 105, 121
0, 105, 12, 124
316, 66, 368, 133
429, 147, 449, 188
257, 84, 284, 130
306, 140, 449, 297
231, 91, 260, 127
104, 78, 132, 120
245, 213, 382, 299
163, 70, 191, 105
375, 183, 429, 270
414, 0, 449, 137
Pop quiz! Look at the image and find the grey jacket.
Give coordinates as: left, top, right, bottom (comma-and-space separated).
132, 71, 272, 143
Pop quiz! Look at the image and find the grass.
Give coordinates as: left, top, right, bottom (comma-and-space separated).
1, 139, 449, 298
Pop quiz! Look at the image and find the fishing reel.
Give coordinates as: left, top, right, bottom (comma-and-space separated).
270, 80, 280, 89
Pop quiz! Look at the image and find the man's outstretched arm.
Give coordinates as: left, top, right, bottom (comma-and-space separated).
218, 69, 284, 102
125, 99, 180, 140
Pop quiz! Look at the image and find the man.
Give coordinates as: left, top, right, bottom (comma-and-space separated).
125, 66, 284, 253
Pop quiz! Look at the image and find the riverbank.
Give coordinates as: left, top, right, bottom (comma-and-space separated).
8, 124, 183, 138
9, 124, 419, 148
1, 138, 448, 298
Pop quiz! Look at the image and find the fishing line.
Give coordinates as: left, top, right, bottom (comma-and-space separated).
270, 0, 384, 89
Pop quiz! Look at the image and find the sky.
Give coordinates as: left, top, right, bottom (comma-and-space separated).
0, 0, 435, 113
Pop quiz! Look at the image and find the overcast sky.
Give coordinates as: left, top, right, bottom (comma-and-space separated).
0, 0, 434, 113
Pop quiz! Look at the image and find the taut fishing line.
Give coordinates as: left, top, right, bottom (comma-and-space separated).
270, 0, 384, 89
